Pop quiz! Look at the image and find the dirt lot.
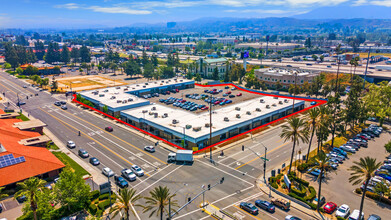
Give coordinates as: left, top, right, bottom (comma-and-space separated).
148, 85, 263, 113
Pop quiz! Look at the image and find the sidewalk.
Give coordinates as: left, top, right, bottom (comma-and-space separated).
200, 201, 231, 220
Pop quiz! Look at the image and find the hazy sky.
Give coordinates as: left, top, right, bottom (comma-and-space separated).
1, 0, 391, 28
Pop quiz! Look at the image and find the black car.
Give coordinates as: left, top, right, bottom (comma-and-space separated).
60, 101, 66, 105
0, 203, 3, 213
255, 200, 275, 213
54, 101, 61, 106
17, 195, 27, 203
229, 95, 235, 98
368, 215, 381, 220
89, 157, 100, 166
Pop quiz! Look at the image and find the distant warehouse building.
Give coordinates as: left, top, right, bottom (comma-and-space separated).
195, 58, 231, 79
254, 68, 319, 89
79, 79, 194, 117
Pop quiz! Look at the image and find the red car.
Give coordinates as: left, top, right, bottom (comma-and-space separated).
175, 89, 179, 92
105, 126, 113, 132
236, 93, 242, 96
358, 135, 368, 141
214, 101, 220, 105
323, 202, 337, 214
166, 91, 170, 95
226, 91, 231, 94
201, 106, 209, 110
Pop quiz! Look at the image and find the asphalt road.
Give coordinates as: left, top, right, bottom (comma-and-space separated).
0, 71, 312, 220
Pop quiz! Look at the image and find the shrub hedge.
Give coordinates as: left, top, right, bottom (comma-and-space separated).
297, 163, 309, 172
98, 200, 111, 210
89, 203, 98, 215
90, 190, 100, 201
304, 186, 316, 201
355, 188, 391, 205
291, 186, 306, 197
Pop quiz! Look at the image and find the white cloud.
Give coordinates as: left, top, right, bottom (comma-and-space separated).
55, 3, 80, 10
370, 0, 391, 6
88, 6, 152, 15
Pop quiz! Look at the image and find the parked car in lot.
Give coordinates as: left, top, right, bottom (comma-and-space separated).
131, 165, 144, 176
78, 149, 89, 158
367, 214, 381, 220
114, 175, 128, 188
102, 167, 114, 177
229, 95, 235, 98
16, 195, 27, 203
310, 101, 317, 105
348, 209, 364, 220
313, 196, 326, 207
144, 145, 155, 153
255, 200, 275, 213
239, 202, 258, 215
121, 168, 137, 181
285, 216, 301, 220
323, 202, 337, 214
105, 126, 113, 132
67, 141, 76, 149
89, 157, 100, 166
236, 93, 242, 96
336, 204, 350, 218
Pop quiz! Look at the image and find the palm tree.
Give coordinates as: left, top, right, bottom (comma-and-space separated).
316, 105, 330, 153
110, 188, 142, 220
348, 157, 382, 220
280, 117, 309, 175
0, 186, 9, 200
14, 177, 47, 220
312, 151, 331, 211
305, 107, 320, 162
143, 186, 179, 220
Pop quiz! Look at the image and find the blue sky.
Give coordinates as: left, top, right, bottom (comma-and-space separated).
1, 0, 391, 28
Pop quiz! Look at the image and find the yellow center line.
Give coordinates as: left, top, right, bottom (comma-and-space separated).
233, 205, 263, 220
52, 104, 168, 165
0, 76, 35, 95
276, 138, 284, 143
38, 107, 153, 176
0, 81, 18, 95
235, 141, 291, 170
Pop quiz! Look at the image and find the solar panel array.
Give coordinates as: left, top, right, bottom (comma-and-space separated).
0, 154, 26, 168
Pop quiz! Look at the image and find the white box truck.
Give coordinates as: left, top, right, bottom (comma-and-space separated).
168, 150, 194, 164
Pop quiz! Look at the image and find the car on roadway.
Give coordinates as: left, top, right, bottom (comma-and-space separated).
367, 214, 381, 220
67, 141, 76, 149
255, 200, 275, 213
102, 167, 114, 177
271, 198, 290, 210
121, 168, 137, 181
239, 202, 258, 215
17, 101, 26, 106
285, 216, 301, 220
23, 85, 27, 88
105, 126, 113, 132
144, 145, 155, 153
336, 204, 350, 218
348, 209, 364, 220
60, 101, 66, 105
89, 157, 100, 166
131, 165, 144, 177
114, 175, 128, 188
323, 202, 337, 214
61, 105, 67, 110
54, 101, 61, 106
310, 101, 317, 105
78, 149, 89, 158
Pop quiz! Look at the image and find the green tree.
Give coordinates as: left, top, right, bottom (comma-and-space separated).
54, 168, 91, 212
142, 186, 178, 220
305, 107, 320, 162
0, 186, 9, 200
41, 78, 49, 89
80, 45, 91, 63
61, 44, 71, 64
212, 67, 219, 80
110, 188, 142, 220
143, 62, 154, 80
5, 43, 19, 70
14, 177, 47, 220
3, 62, 12, 69
24, 65, 39, 76
384, 141, 391, 154
70, 47, 80, 63
374, 180, 390, 201
348, 157, 382, 220
15, 67, 23, 75
280, 117, 309, 175
312, 151, 331, 211
195, 73, 202, 82
151, 55, 159, 67
319, 55, 324, 62
102, 105, 109, 114
161, 66, 175, 79
312, 54, 318, 61
51, 80, 58, 92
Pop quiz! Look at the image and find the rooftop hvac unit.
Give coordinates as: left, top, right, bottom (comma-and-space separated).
154, 82, 158, 84
164, 113, 168, 117
154, 113, 158, 118
235, 107, 241, 111
186, 124, 192, 129
172, 119, 179, 124
180, 80, 183, 82
193, 127, 201, 132
224, 117, 229, 122
149, 112, 154, 115
142, 110, 148, 113
205, 123, 210, 128
236, 114, 241, 118
124, 88, 128, 91
272, 103, 277, 107
260, 99, 265, 103
104, 90, 109, 92
136, 85, 139, 86
122, 100, 127, 104
99, 94, 105, 97
151, 107, 156, 111
284, 99, 289, 103
117, 100, 122, 103
256, 108, 261, 112
143, 86, 146, 88
145, 83, 148, 85
128, 98, 133, 102
116, 87, 120, 89
273, 97, 278, 99
279, 101, 283, 105
246, 111, 251, 115
266, 105, 270, 109
111, 96, 116, 99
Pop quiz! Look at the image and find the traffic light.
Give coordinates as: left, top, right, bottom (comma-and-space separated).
208, 184, 211, 190
188, 197, 191, 202
263, 161, 266, 170
220, 177, 224, 184
242, 145, 244, 151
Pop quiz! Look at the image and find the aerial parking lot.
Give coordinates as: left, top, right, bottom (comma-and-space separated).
147, 85, 265, 113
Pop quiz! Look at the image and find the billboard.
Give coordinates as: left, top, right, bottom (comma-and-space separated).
241, 51, 249, 59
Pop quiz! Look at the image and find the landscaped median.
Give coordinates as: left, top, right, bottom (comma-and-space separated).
88, 190, 117, 217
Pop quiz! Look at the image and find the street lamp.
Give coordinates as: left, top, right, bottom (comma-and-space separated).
168, 183, 188, 220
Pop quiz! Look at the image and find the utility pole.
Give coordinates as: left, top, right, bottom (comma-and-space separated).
209, 94, 213, 162
168, 183, 187, 220
363, 46, 371, 90
292, 72, 297, 113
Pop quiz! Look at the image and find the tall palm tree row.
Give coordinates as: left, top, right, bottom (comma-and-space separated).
348, 157, 382, 220
316, 105, 331, 153
280, 117, 310, 175
312, 151, 331, 211
142, 186, 179, 220
14, 177, 47, 220
305, 107, 321, 162
110, 188, 142, 220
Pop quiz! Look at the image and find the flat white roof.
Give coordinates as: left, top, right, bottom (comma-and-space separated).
122, 96, 304, 140
256, 68, 315, 77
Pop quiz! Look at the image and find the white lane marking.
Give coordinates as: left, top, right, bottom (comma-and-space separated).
87, 143, 124, 171
219, 142, 261, 163
51, 111, 159, 169
133, 164, 173, 189
135, 165, 182, 196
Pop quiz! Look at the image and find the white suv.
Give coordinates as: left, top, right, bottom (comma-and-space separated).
131, 165, 144, 177
67, 141, 76, 149
102, 167, 114, 177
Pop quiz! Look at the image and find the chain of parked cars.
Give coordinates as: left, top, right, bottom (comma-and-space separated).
306, 124, 384, 220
